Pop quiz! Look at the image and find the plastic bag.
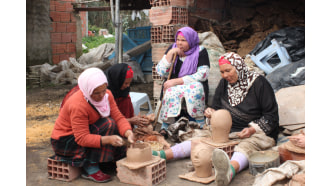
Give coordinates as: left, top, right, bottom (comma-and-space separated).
250, 27, 305, 63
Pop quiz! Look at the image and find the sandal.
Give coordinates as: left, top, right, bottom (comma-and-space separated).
159, 129, 168, 139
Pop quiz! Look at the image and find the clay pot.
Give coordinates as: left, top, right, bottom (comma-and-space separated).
126, 143, 152, 163
278, 145, 305, 163
210, 109, 232, 143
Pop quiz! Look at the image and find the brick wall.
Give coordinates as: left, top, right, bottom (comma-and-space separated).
49, 0, 86, 64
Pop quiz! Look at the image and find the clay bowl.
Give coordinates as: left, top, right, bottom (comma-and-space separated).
126, 142, 152, 163
248, 150, 280, 175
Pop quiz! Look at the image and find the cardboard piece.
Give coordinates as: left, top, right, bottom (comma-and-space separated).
179, 170, 215, 184
275, 85, 305, 126
120, 155, 161, 170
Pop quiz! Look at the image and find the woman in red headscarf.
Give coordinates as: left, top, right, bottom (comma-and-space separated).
204, 52, 279, 186
104, 63, 149, 127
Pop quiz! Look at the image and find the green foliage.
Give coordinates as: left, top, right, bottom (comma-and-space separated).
87, 1, 114, 34
88, 25, 102, 36
82, 35, 115, 53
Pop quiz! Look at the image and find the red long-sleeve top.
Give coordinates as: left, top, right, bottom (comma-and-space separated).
51, 89, 132, 148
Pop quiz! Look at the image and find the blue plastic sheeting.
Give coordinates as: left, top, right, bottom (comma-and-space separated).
127, 26, 151, 45
127, 26, 152, 73
108, 33, 145, 65
109, 27, 152, 74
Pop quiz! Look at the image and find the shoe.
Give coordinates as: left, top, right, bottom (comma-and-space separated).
81, 170, 112, 183
212, 149, 232, 186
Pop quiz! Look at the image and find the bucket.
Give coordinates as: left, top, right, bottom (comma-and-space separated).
248, 150, 280, 176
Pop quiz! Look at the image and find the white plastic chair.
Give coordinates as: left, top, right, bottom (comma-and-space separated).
250, 39, 292, 74
129, 92, 153, 116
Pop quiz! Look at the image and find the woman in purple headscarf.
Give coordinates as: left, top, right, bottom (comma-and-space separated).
156, 26, 210, 137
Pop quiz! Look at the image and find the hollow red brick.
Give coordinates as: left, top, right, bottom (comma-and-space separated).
116, 158, 166, 186
150, 0, 188, 7
47, 158, 81, 182
151, 43, 171, 62
150, 7, 188, 26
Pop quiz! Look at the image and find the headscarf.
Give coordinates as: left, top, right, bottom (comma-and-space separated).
104, 63, 133, 99
78, 67, 110, 117
172, 27, 200, 77
219, 52, 260, 107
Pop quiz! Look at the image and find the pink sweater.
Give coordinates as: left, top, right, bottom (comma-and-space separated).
51, 89, 132, 148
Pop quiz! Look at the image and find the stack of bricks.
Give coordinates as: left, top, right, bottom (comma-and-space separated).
47, 158, 81, 182
149, 0, 190, 108
49, 0, 86, 64
116, 158, 166, 186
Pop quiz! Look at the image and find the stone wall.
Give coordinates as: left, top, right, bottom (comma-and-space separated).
26, 0, 52, 66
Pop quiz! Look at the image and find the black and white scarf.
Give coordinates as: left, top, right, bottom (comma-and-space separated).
222, 52, 259, 106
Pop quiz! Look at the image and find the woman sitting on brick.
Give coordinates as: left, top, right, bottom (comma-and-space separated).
51, 67, 135, 183
60, 64, 149, 128
156, 26, 210, 138
204, 52, 279, 186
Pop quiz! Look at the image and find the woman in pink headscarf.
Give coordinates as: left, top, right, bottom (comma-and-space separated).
51, 67, 134, 183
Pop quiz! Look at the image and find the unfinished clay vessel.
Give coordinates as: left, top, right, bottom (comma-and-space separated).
191, 142, 213, 178
126, 143, 152, 163
210, 109, 232, 143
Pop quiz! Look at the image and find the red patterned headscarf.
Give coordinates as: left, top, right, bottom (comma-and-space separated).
219, 52, 259, 106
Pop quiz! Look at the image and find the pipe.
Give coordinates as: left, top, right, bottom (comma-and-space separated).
114, 0, 122, 64
110, 0, 115, 24
119, 19, 123, 63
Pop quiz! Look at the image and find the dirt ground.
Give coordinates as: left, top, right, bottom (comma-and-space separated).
26, 82, 255, 186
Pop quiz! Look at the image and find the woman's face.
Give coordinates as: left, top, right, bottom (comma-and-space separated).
191, 147, 210, 168
176, 35, 190, 52
91, 83, 107, 102
220, 63, 238, 84
120, 78, 132, 90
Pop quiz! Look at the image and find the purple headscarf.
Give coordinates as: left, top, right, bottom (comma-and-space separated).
172, 27, 200, 77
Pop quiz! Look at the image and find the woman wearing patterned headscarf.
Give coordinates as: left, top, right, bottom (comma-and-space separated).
156, 26, 210, 137
204, 52, 279, 186
51, 67, 134, 183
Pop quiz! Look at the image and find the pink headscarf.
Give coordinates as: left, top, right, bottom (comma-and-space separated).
78, 67, 110, 117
